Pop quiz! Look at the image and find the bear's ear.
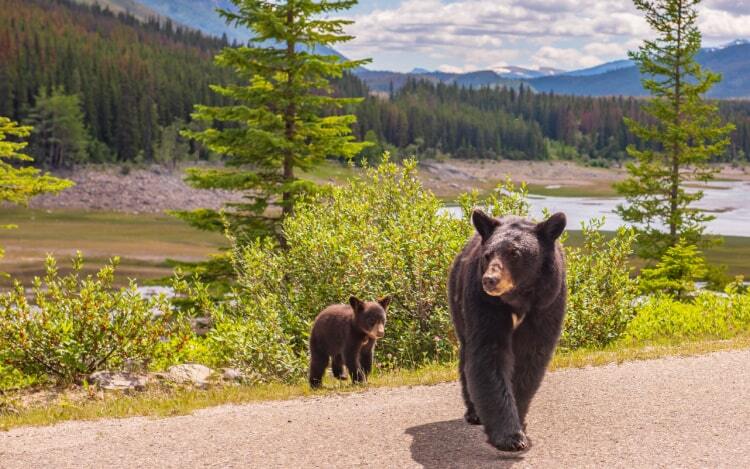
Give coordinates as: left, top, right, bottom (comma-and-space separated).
472, 209, 500, 242
536, 212, 566, 242
377, 295, 392, 310
349, 296, 365, 314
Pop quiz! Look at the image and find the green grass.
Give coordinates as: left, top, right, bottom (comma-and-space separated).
525, 182, 619, 198
0, 208, 226, 286
563, 231, 750, 277
300, 160, 360, 185
2, 336, 749, 431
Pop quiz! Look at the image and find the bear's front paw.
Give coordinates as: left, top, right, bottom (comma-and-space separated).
488, 431, 529, 452
464, 409, 481, 425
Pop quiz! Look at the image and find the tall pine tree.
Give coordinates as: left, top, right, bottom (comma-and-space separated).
615, 0, 733, 260
179, 0, 370, 243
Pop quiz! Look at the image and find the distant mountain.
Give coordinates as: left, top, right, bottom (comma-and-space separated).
123, 0, 243, 42
82, 0, 341, 57
495, 66, 563, 79
560, 59, 633, 77
74, 0, 163, 20
531, 40, 750, 98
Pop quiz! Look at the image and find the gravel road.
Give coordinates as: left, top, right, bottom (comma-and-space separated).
2, 350, 749, 468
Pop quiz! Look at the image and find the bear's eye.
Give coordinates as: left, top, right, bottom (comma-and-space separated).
368, 318, 376, 326
510, 249, 521, 258
484, 252, 492, 262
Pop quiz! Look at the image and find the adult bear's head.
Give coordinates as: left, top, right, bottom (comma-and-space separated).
471, 209, 566, 298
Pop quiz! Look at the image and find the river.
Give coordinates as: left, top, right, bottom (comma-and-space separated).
445, 180, 750, 236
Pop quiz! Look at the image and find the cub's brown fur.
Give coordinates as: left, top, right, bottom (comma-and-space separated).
309, 296, 391, 388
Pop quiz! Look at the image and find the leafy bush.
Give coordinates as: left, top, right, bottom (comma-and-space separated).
0, 254, 188, 384
222, 157, 467, 370
639, 239, 707, 300
0, 364, 38, 391
625, 287, 750, 342
171, 274, 304, 383
561, 220, 639, 350
177, 159, 643, 381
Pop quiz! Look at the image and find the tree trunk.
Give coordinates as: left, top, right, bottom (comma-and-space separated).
282, 2, 296, 220
669, 0, 684, 246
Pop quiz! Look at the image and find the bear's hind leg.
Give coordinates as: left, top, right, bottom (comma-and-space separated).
332, 354, 348, 380
309, 349, 329, 388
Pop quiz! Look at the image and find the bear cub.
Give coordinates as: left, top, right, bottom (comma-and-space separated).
309, 295, 391, 388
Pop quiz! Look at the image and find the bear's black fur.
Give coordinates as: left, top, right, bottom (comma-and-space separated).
309, 296, 391, 388
448, 209, 567, 452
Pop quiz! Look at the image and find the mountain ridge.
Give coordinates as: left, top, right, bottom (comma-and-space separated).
530, 40, 750, 98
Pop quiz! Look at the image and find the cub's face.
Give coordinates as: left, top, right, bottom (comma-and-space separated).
472, 209, 566, 297
350, 295, 391, 339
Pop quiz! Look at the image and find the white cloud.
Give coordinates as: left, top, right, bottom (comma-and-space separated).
699, 8, 750, 41
532, 46, 602, 69
337, 0, 750, 71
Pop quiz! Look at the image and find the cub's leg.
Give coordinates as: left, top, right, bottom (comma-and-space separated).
332, 354, 348, 380
360, 339, 376, 376
309, 347, 330, 388
345, 342, 366, 384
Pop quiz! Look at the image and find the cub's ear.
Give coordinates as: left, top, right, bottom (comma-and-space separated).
471, 209, 500, 242
536, 212, 566, 242
349, 296, 365, 313
377, 295, 392, 310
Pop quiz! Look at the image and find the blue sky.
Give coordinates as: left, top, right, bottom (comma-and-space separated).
336, 0, 750, 72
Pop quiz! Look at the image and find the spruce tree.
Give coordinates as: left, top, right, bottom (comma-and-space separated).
26, 88, 90, 168
178, 0, 369, 243
615, 0, 733, 260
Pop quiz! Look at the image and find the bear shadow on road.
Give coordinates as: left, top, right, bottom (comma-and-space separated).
406, 419, 524, 469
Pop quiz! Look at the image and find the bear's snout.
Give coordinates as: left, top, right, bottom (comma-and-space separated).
374, 323, 385, 338
482, 275, 499, 290
482, 257, 515, 296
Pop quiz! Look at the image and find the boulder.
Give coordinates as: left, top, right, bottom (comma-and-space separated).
89, 371, 148, 391
157, 364, 213, 388
221, 368, 244, 382
190, 316, 213, 336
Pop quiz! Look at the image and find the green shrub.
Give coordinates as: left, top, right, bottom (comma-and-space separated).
561, 219, 639, 350
170, 273, 304, 383
703, 263, 732, 292
625, 288, 750, 342
179, 159, 643, 381
225, 157, 467, 370
0, 254, 188, 384
639, 239, 707, 300
0, 364, 38, 391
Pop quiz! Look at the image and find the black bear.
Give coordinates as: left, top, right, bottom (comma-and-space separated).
309, 296, 391, 388
448, 209, 567, 451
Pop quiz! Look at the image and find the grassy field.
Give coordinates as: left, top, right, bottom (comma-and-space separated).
0, 208, 226, 286
524, 182, 619, 198
2, 335, 748, 431
304, 160, 622, 199
564, 231, 750, 277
